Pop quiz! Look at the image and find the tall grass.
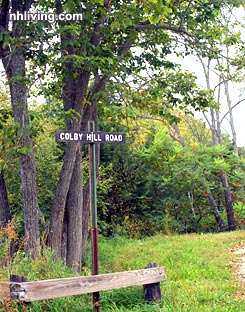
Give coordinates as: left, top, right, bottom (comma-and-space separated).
0, 231, 244, 311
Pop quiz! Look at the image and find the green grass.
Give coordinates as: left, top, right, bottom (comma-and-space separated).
1, 231, 245, 311
97, 231, 245, 312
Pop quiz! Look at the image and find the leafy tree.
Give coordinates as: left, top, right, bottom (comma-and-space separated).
47, 0, 230, 268
139, 123, 244, 233
192, 8, 245, 230
0, 0, 244, 268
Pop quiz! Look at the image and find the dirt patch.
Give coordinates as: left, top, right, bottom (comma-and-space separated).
233, 243, 245, 283
232, 243, 245, 300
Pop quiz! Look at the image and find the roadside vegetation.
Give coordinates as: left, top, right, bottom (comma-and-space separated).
1, 230, 244, 311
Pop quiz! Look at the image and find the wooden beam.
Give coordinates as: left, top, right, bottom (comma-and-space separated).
7, 267, 166, 302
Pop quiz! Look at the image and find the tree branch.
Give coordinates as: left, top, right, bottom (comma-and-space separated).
220, 99, 245, 124
202, 111, 212, 129
179, 0, 193, 29
135, 22, 197, 41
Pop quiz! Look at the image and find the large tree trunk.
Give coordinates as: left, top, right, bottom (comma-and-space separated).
0, 170, 11, 229
66, 147, 83, 272
3, 51, 40, 257
2, 4, 40, 255
48, 142, 79, 256
48, 69, 90, 257
48, 0, 91, 256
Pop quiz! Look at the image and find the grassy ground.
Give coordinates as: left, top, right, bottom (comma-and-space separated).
1, 231, 245, 311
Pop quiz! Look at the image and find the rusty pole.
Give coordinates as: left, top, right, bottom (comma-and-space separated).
89, 121, 100, 311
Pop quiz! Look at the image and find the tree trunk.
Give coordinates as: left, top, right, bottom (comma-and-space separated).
48, 68, 90, 257
66, 147, 83, 272
207, 191, 226, 231
48, 142, 79, 257
2, 39, 40, 258
219, 171, 236, 231
223, 79, 238, 153
0, 170, 11, 229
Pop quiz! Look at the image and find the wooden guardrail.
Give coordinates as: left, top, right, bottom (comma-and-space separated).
0, 265, 166, 303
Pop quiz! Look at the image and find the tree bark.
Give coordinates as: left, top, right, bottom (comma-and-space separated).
48, 68, 90, 254
219, 171, 236, 231
207, 191, 226, 231
0, 170, 11, 229
3, 52, 40, 257
66, 147, 83, 272
48, 141, 79, 256
223, 79, 238, 153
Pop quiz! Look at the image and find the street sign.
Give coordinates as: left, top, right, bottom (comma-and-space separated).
56, 125, 126, 311
56, 130, 126, 144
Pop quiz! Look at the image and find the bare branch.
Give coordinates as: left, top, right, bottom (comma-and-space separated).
135, 22, 197, 41
220, 99, 245, 124
202, 111, 212, 129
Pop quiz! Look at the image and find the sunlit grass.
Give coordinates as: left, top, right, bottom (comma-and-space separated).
97, 231, 245, 311
0, 231, 244, 311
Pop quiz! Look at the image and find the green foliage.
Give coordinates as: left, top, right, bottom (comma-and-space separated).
98, 143, 151, 237
99, 67, 216, 131
139, 125, 245, 233
97, 113, 245, 237
0, 222, 17, 268
0, 101, 63, 238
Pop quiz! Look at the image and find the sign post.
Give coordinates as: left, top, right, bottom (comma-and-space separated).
56, 125, 126, 311
89, 121, 100, 311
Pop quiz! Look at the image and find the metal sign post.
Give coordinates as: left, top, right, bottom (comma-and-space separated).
56, 125, 126, 311
89, 121, 100, 311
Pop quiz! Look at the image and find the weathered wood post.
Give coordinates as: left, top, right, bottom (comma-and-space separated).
143, 263, 162, 303
10, 274, 29, 309
10, 274, 27, 283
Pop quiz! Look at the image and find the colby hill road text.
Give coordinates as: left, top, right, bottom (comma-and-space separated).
56, 131, 126, 144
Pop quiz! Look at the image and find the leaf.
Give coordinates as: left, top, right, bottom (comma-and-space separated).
0, 161, 4, 172
18, 145, 32, 155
